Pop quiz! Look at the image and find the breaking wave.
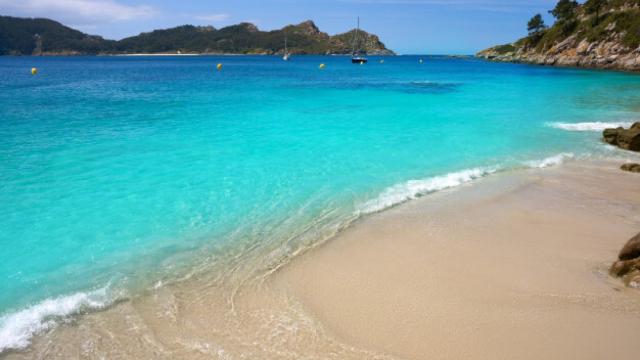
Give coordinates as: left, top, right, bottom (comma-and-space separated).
358, 167, 499, 214
524, 153, 574, 168
0, 286, 117, 353
547, 121, 633, 131
358, 153, 576, 214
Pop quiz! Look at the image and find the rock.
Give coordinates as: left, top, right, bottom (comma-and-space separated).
610, 233, 640, 289
621, 163, 640, 173
610, 256, 640, 278
602, 123, 640, 151
627, 271, 640, 288
603, 127, 622, 145
616, 128, 640, 151
619, 232, 640, 261
576, 40, 590, 55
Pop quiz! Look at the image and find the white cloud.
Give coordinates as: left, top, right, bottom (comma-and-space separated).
0, 0, 157, 24
194, 13, 230, 22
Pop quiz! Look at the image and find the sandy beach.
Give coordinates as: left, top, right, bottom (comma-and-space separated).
5, 159, 640, 359
5, 3, 640, 358
275, 160, 640, 359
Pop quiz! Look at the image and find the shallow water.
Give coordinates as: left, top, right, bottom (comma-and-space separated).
1, 55, 640, 353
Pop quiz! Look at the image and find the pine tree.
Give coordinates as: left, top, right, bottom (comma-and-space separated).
527, 14, 547, 34
549, 0, 579, 22
584, 0, 607, 25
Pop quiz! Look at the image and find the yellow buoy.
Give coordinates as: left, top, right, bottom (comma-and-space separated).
216, 63, 223, 71
319, 63, 326, 70
31, 67, 38, 75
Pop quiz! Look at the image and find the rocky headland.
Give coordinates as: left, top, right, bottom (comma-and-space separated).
477, 0, 640, 72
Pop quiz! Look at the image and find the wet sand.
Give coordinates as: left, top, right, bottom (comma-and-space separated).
5, 160, 640, 359
275, 160, 640, 360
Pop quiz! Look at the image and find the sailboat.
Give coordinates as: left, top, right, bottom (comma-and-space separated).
283, 35, 290, 61
351, 17, 368, 64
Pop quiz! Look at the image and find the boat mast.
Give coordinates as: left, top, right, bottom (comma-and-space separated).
352, 17, 360, 55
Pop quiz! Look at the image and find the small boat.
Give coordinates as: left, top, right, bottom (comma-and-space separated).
283, 35, 290, 61
351, 17, 368, 64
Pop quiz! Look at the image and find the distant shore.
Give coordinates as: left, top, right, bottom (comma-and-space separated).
4, 52, 398, 57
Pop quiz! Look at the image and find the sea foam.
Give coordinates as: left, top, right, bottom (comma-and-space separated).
358, 167, 498, 214
0, 287, 114, 353
548, 122, 633, 131
358, 153, 576, 214
524, 153, 574, 168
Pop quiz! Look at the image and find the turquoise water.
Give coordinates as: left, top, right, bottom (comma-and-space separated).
1, 55, 639, 350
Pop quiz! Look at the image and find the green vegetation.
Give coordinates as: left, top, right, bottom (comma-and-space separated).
492, 44, 516, 54
548, 0, 579, 23
0, 16, 393, 55
515, 0, 640, 52
527, 14, 547, 35
584, 0, 607, 25
614, 9, 640, 48
0, 16, 114, 55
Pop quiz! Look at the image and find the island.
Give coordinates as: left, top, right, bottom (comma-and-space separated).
0, 16, 394, 56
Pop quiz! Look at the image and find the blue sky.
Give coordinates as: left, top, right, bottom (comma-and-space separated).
0, 0, 560, 54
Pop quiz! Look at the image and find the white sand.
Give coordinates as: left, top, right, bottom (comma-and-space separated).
276, 160, 640, 359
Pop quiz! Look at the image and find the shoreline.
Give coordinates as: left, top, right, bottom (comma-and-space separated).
275, 159, 640, 359
4, 158, 640, 359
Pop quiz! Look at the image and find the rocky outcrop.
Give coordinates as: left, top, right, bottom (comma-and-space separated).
328, 28, 395, 56
477, 3, 640, 72
478, 40, 640, 72
610, 233, 640, 288
602, 122, 640, 151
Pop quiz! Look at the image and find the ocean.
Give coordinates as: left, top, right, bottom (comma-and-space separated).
1, 55, 639, 354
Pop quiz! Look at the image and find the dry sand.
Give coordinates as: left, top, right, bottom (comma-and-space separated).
275, 160, 640, 360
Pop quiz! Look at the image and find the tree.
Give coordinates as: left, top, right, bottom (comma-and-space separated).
527, 14, 547, 34
584, 0, 607, 25
549, 0, 579, 22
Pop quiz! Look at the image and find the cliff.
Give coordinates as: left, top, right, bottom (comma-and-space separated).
477, 0, 640, 71
0, 16, 394, 56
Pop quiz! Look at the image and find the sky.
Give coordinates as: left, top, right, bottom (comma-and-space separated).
0, 0, 561, 54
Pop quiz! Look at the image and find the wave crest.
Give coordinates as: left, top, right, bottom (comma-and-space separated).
547, 122, 633, 131
0, 287, 115, 353
358, 167, 498, 214
524, 153, 574, 168
358, 153, 576, 215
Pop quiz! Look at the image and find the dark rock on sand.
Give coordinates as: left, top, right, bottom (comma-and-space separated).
621, 163, 640, 173
610, 232, 640, 288
619, 233, 640, 261
602, 123, 640, 152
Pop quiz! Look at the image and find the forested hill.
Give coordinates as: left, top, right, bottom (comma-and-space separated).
0, 16, 394, 55
477, 0, 640, 71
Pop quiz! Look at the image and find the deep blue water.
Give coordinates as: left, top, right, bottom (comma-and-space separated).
1, 55, 639, 351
